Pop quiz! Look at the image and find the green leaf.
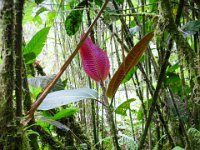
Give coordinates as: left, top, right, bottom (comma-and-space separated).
149, 0, 157, 12
33, 15, 43, 25
165, 72, 182, 95
35, 0, 45, 5
34, 7, 48, 18
116, 0, 124, 5
23, 1, 37, 24
53, 108, 79, 120
172, 146, 184, 150
65, 1, 86, 36
26, 130, 40, 136
167, 63, 179, 73
188, 128, 200, 149
23, 27, 51, 64
122, 67, 137, 83
94, 0, 103, 7
38, 88, 98, 110
29, 86, 42, 99
115, 99, 135, 116
36, 115, 70, 131
46, 12, 57, 26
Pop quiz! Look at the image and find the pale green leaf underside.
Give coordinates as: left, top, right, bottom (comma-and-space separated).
38, 88, 98, 110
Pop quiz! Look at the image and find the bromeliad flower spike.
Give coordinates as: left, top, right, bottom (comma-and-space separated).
79, 33, 110, 82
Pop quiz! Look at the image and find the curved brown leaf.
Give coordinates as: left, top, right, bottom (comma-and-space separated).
106, 32, 154, 98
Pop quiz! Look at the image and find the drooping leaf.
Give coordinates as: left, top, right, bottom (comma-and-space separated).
38, 88, 98, 110
106, 32, 154, 98
79, 33, 110, 82
115, 99, 135, 116
36, 115, 70, 131
53, 108, 79, 120
34, 7, 48, 18
23, 27, 51, 64
181, 20, 200, 37
65, 1, 86, 36
28, 75, 65, 92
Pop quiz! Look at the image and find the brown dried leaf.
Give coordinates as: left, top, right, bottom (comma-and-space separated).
106, 32, 154, 98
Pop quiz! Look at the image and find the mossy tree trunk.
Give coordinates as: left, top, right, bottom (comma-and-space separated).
0, 0, 16, 148
0, 0, 31, 149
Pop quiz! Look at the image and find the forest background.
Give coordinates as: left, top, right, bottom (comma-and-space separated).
0, 0, 200, 149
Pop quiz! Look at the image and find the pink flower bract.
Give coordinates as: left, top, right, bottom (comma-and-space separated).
79, 33, 110, 82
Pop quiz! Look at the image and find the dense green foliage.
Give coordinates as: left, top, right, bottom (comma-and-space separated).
0, 0, 200, 149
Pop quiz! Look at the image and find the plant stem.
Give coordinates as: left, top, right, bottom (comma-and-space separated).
100, 81, 120, 150
14, 0, 24, 120
124, 84, 136, 141
138, 38, 172, 150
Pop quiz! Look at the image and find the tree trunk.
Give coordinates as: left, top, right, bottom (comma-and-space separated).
0, 0, 16, 148
0, 0, 31, 149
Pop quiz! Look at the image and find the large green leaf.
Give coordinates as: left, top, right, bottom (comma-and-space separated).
115, 99, 135, 116
23, 27, 51, 64
65, 1, 86, 36
53, 108, 79, 120
38, 88, 98, 110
